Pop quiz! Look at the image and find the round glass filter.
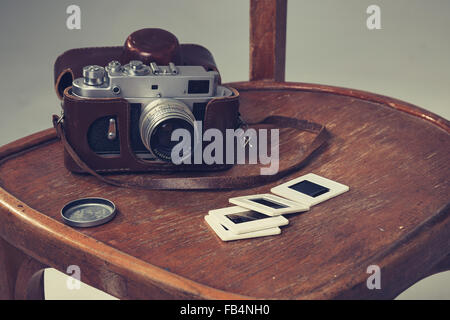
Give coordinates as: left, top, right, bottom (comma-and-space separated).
61, 198, 116, 228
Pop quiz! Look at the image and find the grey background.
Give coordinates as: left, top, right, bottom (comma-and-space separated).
0, 0, 448, 299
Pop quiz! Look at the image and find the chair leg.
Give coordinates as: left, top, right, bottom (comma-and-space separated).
14, 258, 46, 300
0, 237, 46, 300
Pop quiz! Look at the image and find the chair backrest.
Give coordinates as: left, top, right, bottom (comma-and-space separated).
249, 0, 287, 82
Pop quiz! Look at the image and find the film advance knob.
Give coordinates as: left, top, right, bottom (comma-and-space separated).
83, 65, 105, 86
127, 60, 150, 75
107, 60, 122, 74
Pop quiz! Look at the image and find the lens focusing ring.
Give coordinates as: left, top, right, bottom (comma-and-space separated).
139, 99, 196, 161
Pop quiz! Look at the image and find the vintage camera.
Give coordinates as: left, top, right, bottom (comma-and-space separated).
55, 28, 240, 174
72, 60, 233, 162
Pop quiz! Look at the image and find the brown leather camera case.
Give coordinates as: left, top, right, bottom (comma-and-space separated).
54, 28, 240, 173
61, 87, 239, 173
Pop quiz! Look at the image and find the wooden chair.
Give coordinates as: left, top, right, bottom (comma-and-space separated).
0, 0, 448, 299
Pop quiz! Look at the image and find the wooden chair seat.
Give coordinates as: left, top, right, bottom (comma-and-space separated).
0, 80, 448, 299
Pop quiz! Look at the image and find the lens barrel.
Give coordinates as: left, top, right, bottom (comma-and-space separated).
139, 99, 196, 161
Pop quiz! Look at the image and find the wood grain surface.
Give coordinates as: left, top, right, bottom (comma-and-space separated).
0, 82, 449, 299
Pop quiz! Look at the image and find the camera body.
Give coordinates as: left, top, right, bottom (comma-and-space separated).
72, 60, 233, 162
54, 28, 240, 174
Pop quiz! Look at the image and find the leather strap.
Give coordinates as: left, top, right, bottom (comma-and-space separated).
53, 115, 329, 190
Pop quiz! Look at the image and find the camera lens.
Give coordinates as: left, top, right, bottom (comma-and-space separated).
139, 99, 197, 162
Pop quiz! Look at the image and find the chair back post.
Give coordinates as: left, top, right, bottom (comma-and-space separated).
249, 0, 287, 82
